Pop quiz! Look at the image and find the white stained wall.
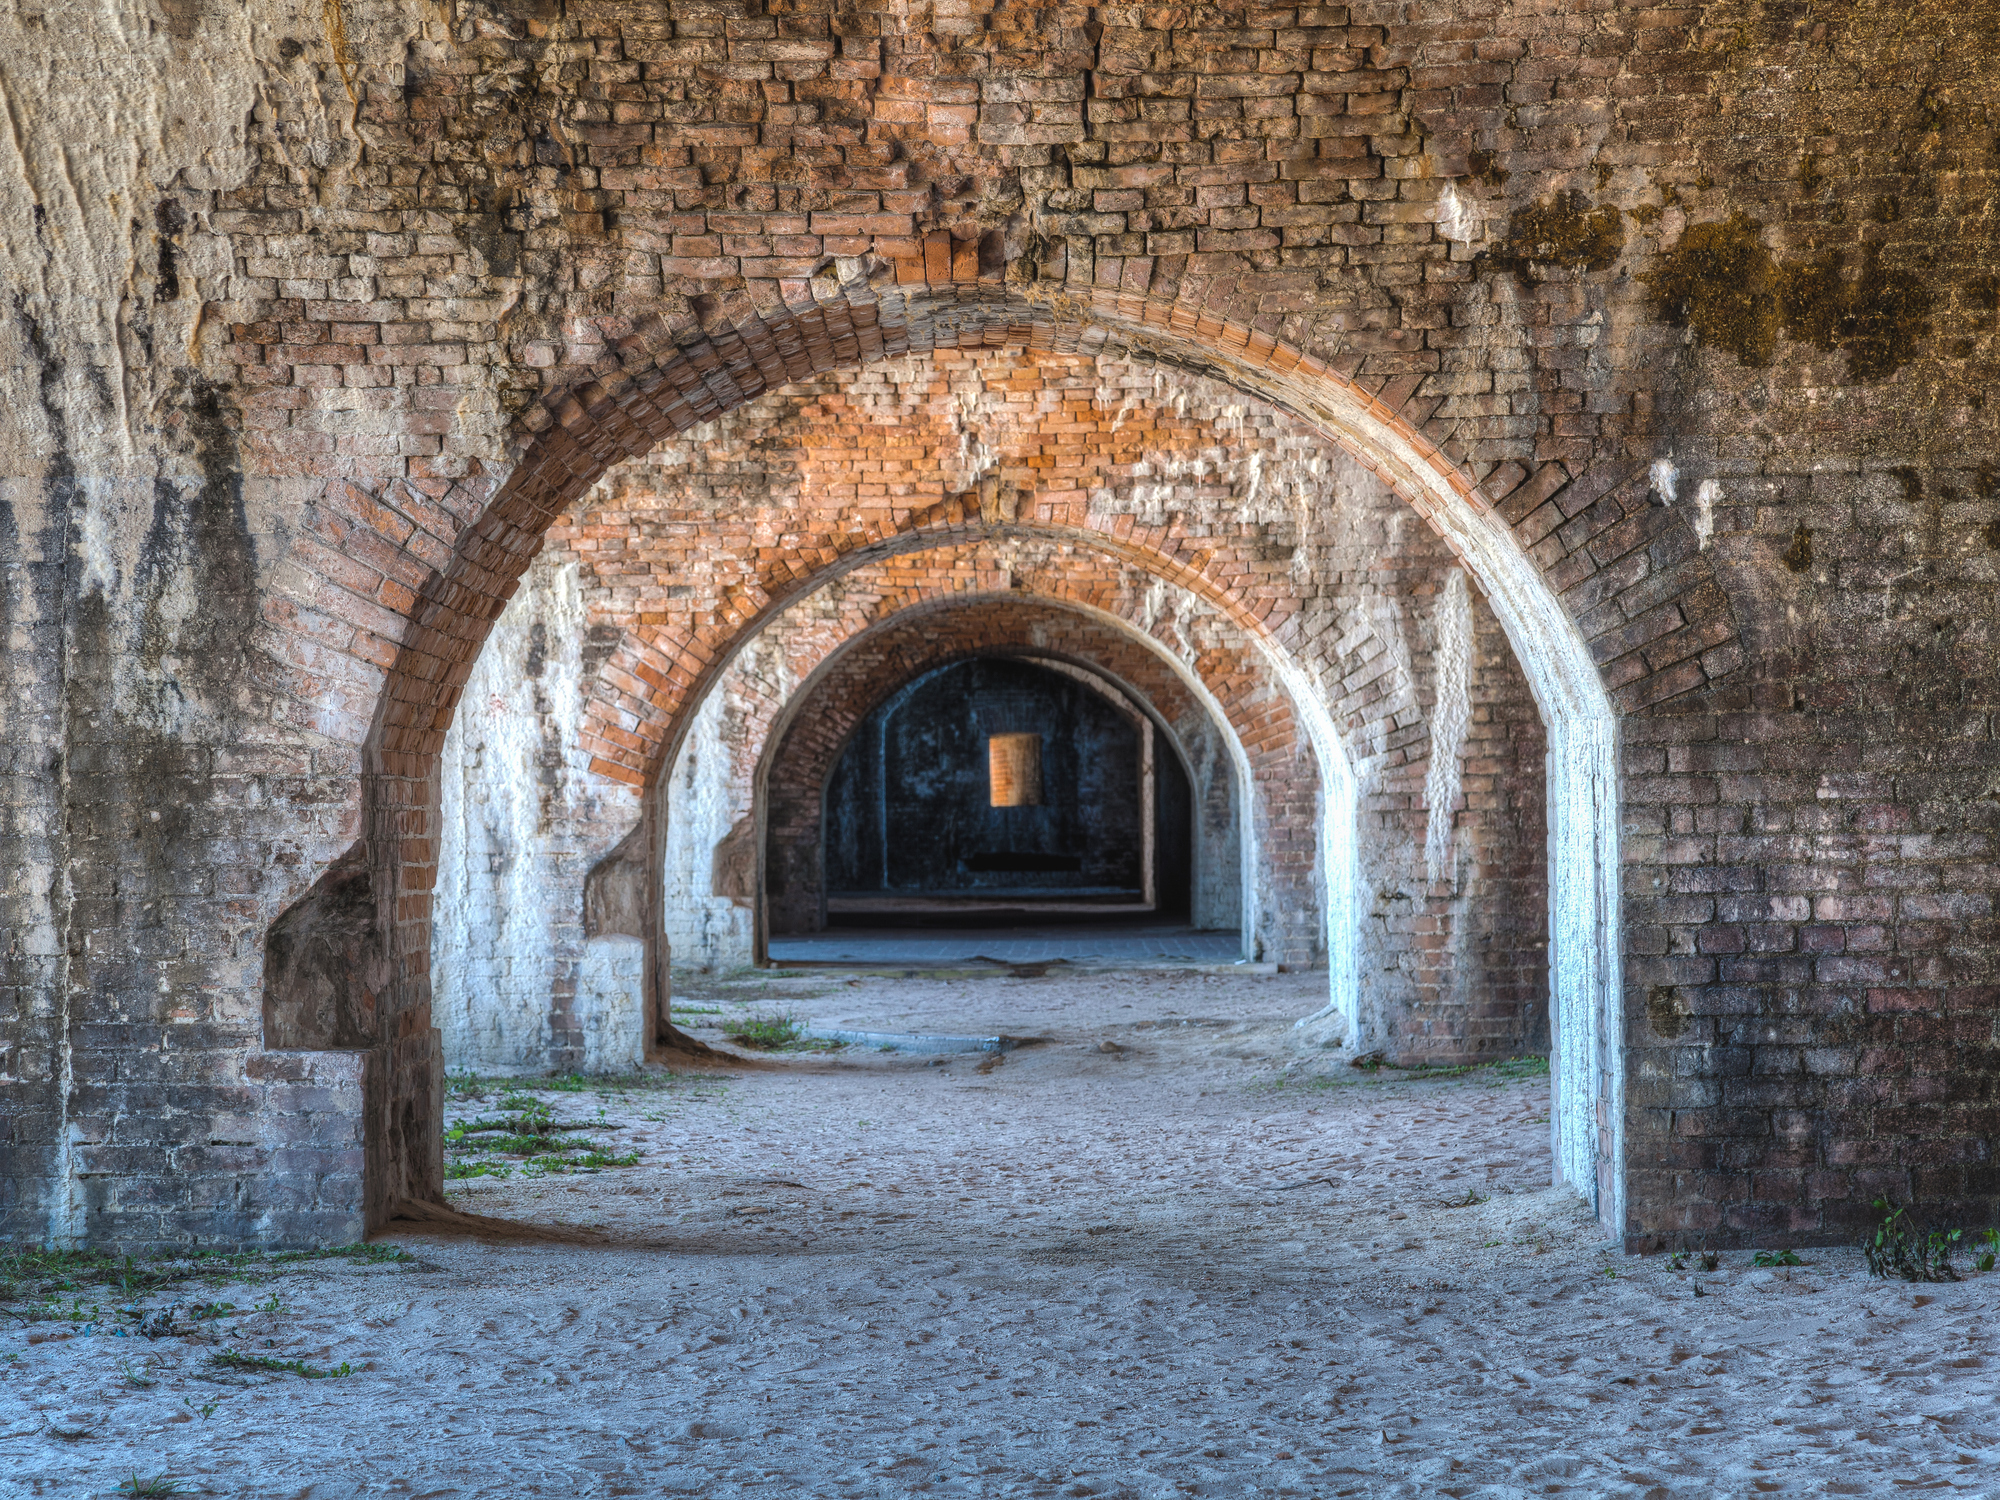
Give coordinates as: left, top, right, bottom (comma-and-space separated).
661, 631, 799, 973
434, 555, 646, 1075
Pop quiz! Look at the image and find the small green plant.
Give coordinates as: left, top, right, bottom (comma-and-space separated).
192, 1301, 234, 1320
1862, 1199, 1961, 1283
210, 1349, 355, 1379
1751, 1249, 1804, 1268
727, 1012, 806, 1049
182, 1397, 219, 1422
521, 1146, 641, 1175
444, 1160, 513, 1180
1975, 1229, 1999, 1273
1698, 1251, 1719, 1272
255, 1294, 287, 1315
19, 1295, 102, 1324
1666, 1251, 1687, 1271
117, 1474, 184, 1498
119, 1359, 157, 1389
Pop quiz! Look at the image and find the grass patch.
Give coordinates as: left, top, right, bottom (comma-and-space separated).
521, 1147, 642, 1174
0, 1243, 414, 1310
117, 1475, 186, 1498
444, 1093, 644, 1177
210, 1349, 356, 1379
447, 1068, 721, 1102
444, 1160, 513, 1181
714, 1011, 849, 1053
727, 1012, 807, 1049
444, 1067, 735, 1178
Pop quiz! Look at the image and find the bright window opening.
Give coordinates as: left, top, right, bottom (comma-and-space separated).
987, 733, 1043, 808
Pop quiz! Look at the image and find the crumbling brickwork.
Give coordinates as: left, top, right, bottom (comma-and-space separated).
5, 0, 1998, 1250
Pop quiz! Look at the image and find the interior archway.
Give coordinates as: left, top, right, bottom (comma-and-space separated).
362, 279, 1614, 1231
803, 654, 1198, 940
746, 609, 1263, 969
655, 586, 1277, 974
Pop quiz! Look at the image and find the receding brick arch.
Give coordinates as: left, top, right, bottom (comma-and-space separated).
317, 276, 1700, 1230
616, 520, 1542, 1076
574, 517, 1301, 793
632, 535, 1342, 1007
747, 594, 1313, 966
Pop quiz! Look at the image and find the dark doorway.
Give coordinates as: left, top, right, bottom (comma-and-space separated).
821, 657, 1193, 925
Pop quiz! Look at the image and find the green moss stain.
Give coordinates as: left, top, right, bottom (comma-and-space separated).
1646, 985, 1688, 1041
1490, 190, 1623, 282
1642, 213, 1781, 365
1643, 213, 1933, 382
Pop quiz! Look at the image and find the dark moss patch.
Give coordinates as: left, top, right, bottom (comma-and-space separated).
1972, 275, 2000, 317
1780, 250, 1931, 383
1642, 212, 1782, 365
1488, 190, 1623, 282
1646, 984, 1688, 1041
1645, 214, 1932, 381
1466, 149, 1508, 190
1782, 525, 1813, 574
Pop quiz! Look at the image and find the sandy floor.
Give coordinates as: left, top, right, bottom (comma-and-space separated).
6, 968, 1999, 1498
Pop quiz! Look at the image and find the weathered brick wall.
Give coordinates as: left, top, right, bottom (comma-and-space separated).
7, 0, 2000, 1249
433, 555, 647, 1076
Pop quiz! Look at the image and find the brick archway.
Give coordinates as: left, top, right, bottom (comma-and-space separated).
299, 277, 1684, 1232
742, 593, 1309, 969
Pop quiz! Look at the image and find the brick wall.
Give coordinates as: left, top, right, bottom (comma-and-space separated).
8, 0, 2000, 1248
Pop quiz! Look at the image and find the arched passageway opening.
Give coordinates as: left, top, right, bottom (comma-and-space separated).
646, 571, 1300, 985
821, 656, 1186, 916
299, 280, 1615, 1234
761, 647, 1227, 966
